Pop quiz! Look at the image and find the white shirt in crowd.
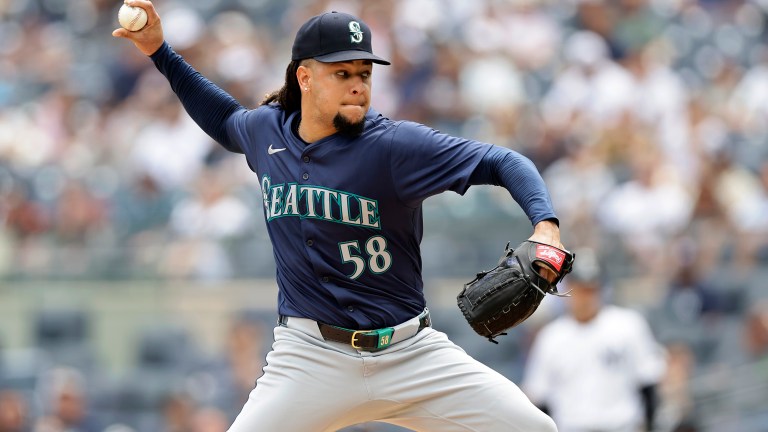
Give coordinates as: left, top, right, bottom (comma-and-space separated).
523, 305, 667, 432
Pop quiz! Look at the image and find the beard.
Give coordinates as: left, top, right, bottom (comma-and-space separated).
333, 112, 365, 138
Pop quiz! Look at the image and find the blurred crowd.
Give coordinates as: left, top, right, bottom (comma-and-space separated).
2, 0, 768, 430
0, 309, 274, 432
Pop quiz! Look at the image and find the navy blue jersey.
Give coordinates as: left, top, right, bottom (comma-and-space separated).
226, 106, 489, 329
150, 42, 557, 329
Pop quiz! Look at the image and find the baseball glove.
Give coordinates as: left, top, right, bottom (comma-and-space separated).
457, 240, 574, 343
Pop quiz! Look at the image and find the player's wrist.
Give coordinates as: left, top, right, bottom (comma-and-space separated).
530, 220, 562, 250
147, 40, 169, 58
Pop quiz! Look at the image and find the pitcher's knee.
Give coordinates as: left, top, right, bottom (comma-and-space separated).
534, 411, 558, 432
503, 405, 557, 432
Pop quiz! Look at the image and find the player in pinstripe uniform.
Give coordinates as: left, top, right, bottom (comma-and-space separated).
523, 249, 666, 432
114, 2, 565, 431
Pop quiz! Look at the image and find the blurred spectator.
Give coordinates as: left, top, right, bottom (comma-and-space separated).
727, 58, 768, 136
0, 179, 50, 277
110, 172, 176, 243
743, 301, 768, 361
217, 315, 265, 413
162, 166, 254, 280
613, 0, 666, 57
193, 312, 268, 419
685, 151, 733, 273
159, 392, 237, 432
656, 343, 699, 432
522, 249, 667, 432
598, 149, 693, 275
0, 390, 29, 432
33, 368, 101, 432
127, 93, 214, 192
711, 150, 763, 229
52, 179, 108, 245
663, 240, 741, 325
733, 159, 768, 262
159, 393, 195, 432
705, 301, 768, 430
1, 182, 49, 241
498, 0, 561, 71
572, 0, 622, 58
109, 170, 177, 277
541, 30, 635, 133
542, 137, 616, 247
621, 40, 692, 178
190, 407, 228, 432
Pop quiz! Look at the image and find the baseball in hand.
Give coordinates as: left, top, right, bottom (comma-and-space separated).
118, 4, 148, 32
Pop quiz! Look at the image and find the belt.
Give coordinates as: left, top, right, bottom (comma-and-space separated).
279, 308, 431, 351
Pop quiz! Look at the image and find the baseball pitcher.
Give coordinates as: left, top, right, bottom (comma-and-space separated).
114, 2, 570, 431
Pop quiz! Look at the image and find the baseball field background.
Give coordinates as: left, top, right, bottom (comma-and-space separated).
1, 0, 767, 431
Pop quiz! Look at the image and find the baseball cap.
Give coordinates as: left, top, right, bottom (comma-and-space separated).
568, 248, 602, 286
291, 11, 390, 65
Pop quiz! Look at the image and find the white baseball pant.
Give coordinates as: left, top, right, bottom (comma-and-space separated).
228, 316, 557, 432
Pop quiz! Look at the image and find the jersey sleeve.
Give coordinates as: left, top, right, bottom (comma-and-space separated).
150, 42, 245, 153
225, 106, 268, 156
469, 145, 558, 226
388, 121, 491, 206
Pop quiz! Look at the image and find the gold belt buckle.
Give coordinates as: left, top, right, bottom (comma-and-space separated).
351, 330, 367, 349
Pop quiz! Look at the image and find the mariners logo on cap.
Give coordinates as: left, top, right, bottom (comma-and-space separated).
349, 21, 363, 43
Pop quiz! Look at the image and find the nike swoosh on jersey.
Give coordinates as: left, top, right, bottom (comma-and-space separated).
268, 144, 287, 155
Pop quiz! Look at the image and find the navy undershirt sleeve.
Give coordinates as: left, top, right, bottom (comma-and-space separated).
469, 145, 558, 226
150, 42, 245, 153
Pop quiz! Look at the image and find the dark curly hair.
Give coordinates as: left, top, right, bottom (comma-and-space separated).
260, 60, 306, 114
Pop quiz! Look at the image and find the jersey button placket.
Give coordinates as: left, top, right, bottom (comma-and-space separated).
302, 173, 309, 180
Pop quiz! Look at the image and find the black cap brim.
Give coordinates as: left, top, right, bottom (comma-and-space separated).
314, 50, 390, 65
